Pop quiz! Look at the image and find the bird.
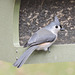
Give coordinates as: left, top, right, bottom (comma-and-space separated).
13, 16, 64, 68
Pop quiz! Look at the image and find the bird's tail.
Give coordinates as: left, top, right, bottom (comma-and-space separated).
13, 46, 38, 68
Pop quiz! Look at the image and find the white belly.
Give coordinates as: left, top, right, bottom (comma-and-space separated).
36, 36, 57, 51
36, 42, 52, 51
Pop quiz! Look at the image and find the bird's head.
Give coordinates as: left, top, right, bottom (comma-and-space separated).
45, 16, 65, 34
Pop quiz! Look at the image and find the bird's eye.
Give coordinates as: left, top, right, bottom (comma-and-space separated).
55, 26, 58, 28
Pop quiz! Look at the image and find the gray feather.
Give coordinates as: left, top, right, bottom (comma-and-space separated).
28, 28, 56, 46
13, 46, 38, 68
54, 16, 60, 25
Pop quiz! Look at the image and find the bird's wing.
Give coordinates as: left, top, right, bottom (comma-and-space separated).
28, 28, 56, 46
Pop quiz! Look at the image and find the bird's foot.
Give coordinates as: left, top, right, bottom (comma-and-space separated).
48, 47, 51, 53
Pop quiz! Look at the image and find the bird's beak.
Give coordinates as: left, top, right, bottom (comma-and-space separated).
60, 25, 65, 31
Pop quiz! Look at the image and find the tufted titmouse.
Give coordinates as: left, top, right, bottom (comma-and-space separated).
13, 16, 64, 68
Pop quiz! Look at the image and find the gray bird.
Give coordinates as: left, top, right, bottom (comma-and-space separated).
13, 16, 64, 68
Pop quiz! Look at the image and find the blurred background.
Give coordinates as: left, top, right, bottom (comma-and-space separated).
0, 61, 75, 75
19, 0, 75, 46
